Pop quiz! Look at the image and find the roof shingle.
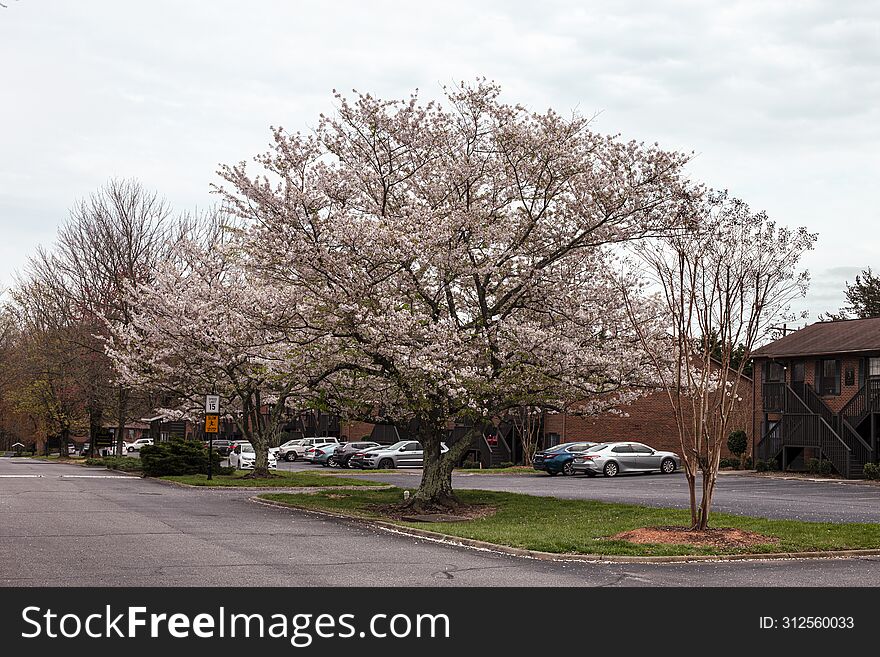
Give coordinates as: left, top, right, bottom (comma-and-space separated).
753, 317, 880, 359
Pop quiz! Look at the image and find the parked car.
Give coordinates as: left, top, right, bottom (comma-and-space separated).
126, 438, 154, 453
280, 437, 339, 462
532, 441, 598, 476
357, 440, 449, 470
311, 444, 340, 467
202, 439, 235, 457
331, 441, 381, 468
348, 445, 387, 469
571, 441, 681, 478
229, 442, 278, 470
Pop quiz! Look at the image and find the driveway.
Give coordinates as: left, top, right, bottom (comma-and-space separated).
4, 458, 880, 587
276, 461, 880, 523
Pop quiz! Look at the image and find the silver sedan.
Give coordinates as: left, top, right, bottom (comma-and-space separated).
571, 442, 681, 478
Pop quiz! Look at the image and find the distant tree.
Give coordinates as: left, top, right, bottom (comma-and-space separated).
821, 268, 880, 321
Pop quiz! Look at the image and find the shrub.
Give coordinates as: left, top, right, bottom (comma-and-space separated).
742, 456, 753, 470
84, 456, 142, 472
756, 459, 779, 472
460, 459, 481, 469
863, 463, 880, 480
806, 458, 834, 476
719, 457, 741, 469
498, 461, 514, 469
140, 439, 223, 477
727, 430, 748, 460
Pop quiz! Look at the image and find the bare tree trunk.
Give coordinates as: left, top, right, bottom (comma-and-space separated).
115, 385, 128, 456
405, 421, 480, 513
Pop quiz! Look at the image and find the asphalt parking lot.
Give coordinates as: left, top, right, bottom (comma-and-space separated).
275, 459, 880, 523
5, 457, 880, 587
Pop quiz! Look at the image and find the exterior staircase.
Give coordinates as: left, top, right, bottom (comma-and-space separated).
757, 381, 874, 478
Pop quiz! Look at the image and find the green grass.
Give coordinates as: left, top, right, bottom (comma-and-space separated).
259, 487, 880, 557
162, 470, 386, 488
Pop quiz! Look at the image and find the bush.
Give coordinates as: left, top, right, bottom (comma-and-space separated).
140, 439, 223, 477
460, 459, 481, 469
806, 458, 834, 476
727, 430, 748, 459
742, 456, 753, 470
756, 459, 779, 472
719, 457, 740, 469
498, 461, 514, 469
84, 456, 142, 472
864, 463, 880, 480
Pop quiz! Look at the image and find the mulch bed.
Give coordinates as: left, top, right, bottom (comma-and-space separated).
611, 526, 779, 549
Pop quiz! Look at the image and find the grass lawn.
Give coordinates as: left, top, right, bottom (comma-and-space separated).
260, 487, 880, 557
162, 470, 386, 488
323, 466, 534, 476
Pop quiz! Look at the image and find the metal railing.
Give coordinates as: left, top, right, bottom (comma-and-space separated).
756, 420, 782, 462
762, 381, 785, 411
840, 378, 880, 426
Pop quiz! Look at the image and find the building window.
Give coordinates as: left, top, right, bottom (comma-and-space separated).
869, 358, 880, 379
765, 362, 785, 382
818, 359, 840, 395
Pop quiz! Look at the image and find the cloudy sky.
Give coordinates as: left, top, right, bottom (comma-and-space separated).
1, 0, 877, 320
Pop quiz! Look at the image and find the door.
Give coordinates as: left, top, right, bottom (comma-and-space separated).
610, 444, 635, 471
399, 442, 423, 467
630, 443, 661, 470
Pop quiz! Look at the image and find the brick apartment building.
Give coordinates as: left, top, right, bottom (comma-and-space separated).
753, 317, 880, 478
542, 381, 753, 459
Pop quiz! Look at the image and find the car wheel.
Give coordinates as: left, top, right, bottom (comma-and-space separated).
661, 458, 676, 474
562, 461, 575, 476
286, 452, 297, 462
603, 461, 619, 478
378, 458, 395, 470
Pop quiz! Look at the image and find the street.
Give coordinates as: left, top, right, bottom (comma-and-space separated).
3, 458, 880, 587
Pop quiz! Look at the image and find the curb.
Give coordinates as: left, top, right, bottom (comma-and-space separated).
251, 497, 880, 565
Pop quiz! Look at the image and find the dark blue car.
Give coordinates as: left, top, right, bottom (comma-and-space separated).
532, 442, 598, 476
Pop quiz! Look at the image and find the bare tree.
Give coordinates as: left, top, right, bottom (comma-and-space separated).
623, 192, 815, 529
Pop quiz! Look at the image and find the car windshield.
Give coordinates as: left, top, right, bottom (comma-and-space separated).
384, 441, 408, 451
585, 443, 610, 453
241, 444, 254, 453
545, 443, 573, 453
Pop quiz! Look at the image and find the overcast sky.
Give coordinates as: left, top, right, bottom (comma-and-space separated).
1, 0, 878, 321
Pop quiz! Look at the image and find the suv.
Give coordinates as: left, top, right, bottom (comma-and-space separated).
279, 437, 339, 462
332, 441, 380, 468
358, 441, 448, 470
126, 438, 154, 453
202, 438, 235, 457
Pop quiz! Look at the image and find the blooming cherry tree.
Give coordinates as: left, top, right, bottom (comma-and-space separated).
214, 81, 697, 510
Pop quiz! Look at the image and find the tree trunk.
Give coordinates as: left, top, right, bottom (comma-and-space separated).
405, 421, 479, 513
115, 385, 128, 457
697, 470, 717, 530
685, 467, 698, 528
87, 402, 103, 458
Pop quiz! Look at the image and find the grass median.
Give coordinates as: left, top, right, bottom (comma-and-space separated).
259, 487, 880, 557
162, 470, 386, 488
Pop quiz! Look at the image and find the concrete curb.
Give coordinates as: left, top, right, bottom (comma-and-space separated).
251, 496, 880, 564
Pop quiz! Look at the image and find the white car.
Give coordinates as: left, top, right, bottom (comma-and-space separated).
126, 438, 154, 452
229, 442, 278, 470
280, 437, 339, 462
